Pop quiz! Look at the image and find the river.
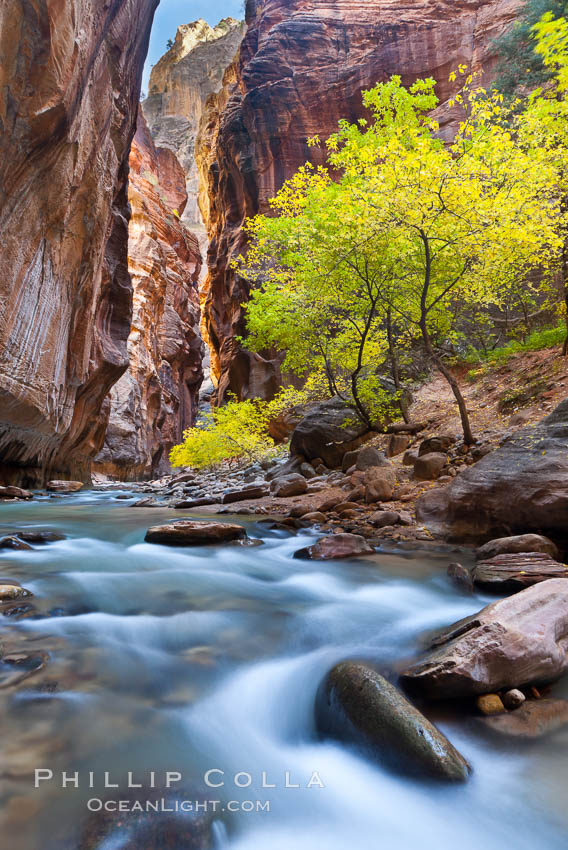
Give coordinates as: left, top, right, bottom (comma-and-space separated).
1, 491, 567, 849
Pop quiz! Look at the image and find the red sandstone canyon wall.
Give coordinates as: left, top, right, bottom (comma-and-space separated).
94, 114, 203, 480
0, 0, 159, 484
201, 0, 521, 404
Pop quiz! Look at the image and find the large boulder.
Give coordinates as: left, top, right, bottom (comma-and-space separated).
472, 553, 568, 592
476, 534, 559, 561
145, 521, 247, 546
315, 662, 470, 782
416, 399, 568, 540
46, 480, 83, 493
400, 579, 568, 699
290, 399, 370, 468
387, 434, 411, 458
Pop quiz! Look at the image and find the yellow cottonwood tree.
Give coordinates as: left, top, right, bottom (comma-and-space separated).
240, 64, 565, 443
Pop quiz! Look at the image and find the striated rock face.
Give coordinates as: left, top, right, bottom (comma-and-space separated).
94, 114, 203, 481
201, 0, 521, 403
416, 399, 568, 542
143, 18, 246, 228
0, 0, 159, 485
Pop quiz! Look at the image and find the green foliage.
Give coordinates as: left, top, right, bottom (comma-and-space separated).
465, 324, 566, 375
492, 0, 568, 97
238, 60, 566, 442
170, 397, 276, 470
169, 387, 312, 471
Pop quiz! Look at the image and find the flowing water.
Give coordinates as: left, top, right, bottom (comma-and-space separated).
1, 492, 567, 849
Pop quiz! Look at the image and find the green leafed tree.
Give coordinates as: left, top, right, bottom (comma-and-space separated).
493, 0, 568, 96
238, 67, 565, 444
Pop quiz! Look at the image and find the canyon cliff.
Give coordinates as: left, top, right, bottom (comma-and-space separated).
0, 0, 159, 485
200, 0, 522, 404
143, 18, 246, 230
94, 115, 203, 480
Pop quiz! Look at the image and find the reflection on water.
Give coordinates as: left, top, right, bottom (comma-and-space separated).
0, 492, 567, 849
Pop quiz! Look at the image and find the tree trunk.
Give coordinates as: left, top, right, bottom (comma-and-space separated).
417, 228, 474, 445
386, 307, 410, 423
432, 353, 475, 445
563, 282, 568, 356
420, 320, 475, 445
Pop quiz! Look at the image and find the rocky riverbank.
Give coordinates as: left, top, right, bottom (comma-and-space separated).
3, 358, 568, 788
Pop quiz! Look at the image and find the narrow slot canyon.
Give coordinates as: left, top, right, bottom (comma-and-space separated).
4, 4, 568, 850
0, 0, 522, 487
93, 16, 247, 481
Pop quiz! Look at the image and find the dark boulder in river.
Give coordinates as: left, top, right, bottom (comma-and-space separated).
401, 580, 568, 699
145, 520, 247, 546
315, 661, 470, 782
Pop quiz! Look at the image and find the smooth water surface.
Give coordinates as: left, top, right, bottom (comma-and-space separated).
0, 491, 567, 849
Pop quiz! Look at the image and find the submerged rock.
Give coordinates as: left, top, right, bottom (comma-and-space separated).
0, 486, 33, 500
447, 562, 474, 594
145, 521, 247, 546
0, 536, 33, 551
480, 699, 568, 739
400, 580, 568, 699
0, 650, 49, 688
130, 498, 165, 508
15, 531, 65, 544
0, 584, 33, 601
315, 662, 470, 782
294, 533, 374, 560
80, 787, 214, 850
